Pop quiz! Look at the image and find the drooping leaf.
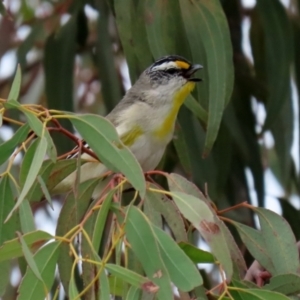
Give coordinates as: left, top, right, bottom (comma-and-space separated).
255, 207, 299, 275
145, 188, 187, 242
22, 111, 56, 162
0, 230, 53, 263
0, 176, 18, 245
125, 206, 173, 300
7, 65, 21, 102
106, 264, 157, 292
169, 191, 233, 280
152, 225, 203, 291
95, 0, 122, 112
0, 124, 30, 166
178, 242, 215, 264
233, 221, 276, 275
6, 137, 48, 221
44, 9, 78, 154
56, 179, 99, 296
19, 199, 35, 233
69, 114, 146, 197
263, 273, 300, 295
114, 0, 139, 82
179, 0, 234, 155
255, 0, 292, 131
17, 241, 60, 300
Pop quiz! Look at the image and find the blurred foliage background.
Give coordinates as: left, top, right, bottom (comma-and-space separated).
0, 0, 300, 295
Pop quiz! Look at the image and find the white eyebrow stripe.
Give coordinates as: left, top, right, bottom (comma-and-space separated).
151, 61, 179, 71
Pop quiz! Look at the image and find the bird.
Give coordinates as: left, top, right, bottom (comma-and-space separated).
51, 55, 202, 197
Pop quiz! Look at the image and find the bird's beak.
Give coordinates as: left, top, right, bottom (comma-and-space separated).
185, 64, 203, 82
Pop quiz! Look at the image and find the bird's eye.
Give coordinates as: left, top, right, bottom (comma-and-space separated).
166, 68, 177, 74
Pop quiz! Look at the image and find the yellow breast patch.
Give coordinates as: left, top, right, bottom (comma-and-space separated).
153, 81, 195, 140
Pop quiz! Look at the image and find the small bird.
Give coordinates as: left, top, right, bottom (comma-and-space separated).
52, 55, 202, 196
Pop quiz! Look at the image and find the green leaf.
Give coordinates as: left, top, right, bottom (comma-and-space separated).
21, 160, 54, 203
108, 275, 127, 297
17, 232, 44, 284
178, 242, 215, 264
37, 175, 52, 208
0, 261, 10, 296
22, 111, 56, 162
0, 230, 52, 263
168, 173, 246, 279
179, 0, 234, 155
19, 199, 35, 233
173, 123, 192, 174
255, 207, 299, 275
8, 65, 21, 102
170, 191, 233, 280
233, 221, 276, 275
263, 273, 300, 295
91, 190, 113, 250
68, 270, 79, 300
115, 0, 153, 75
0, 176, 18, 245
126, 286, 141, 300
152, 225, 203, 291
6, 137, 48, 221
0, 124, 30, 166
47, 159, 85, 193
106, 264, 157, 292
125, 206, 173, 300
168, 173, 207, 201
145, 188, 187, 242
95, 0, 122, 112
70, 114, 146, 197
255, 0, 292, 131
236, 288, 290, 300
143, 192, 163, 228
56, 179, 99, 296
99, 271, 110, 300
114, 0, 139, 82
17, 241, 60, 300
44, 11, 77, 153
184, 95, 208, 124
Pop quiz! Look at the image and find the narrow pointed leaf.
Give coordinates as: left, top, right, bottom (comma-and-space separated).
70, 114, 146, 197
8, 65, 21, 102
17, 232, 44, 284
152, 225, 203, 291
19, 200, 35, 233
170, 191, 233, 280
179, 0, 234, 155
0, 176, 18, 245
17, 241, 60, 300
255, 207, 299, 275
178, 242, 215, 264
106, 264, 157, 292
263, 273, 300, 295
0, 124, 30, 166
145, 188, 187, 242
125, 206, 173, 300
6, 137, 47, 221
0, 230, 52, 263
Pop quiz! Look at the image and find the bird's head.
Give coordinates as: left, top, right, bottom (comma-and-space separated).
138, 55, 202, 105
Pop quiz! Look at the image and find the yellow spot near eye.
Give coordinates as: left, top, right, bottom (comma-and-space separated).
153, 81, 195, 140
175, 60, 190, 69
